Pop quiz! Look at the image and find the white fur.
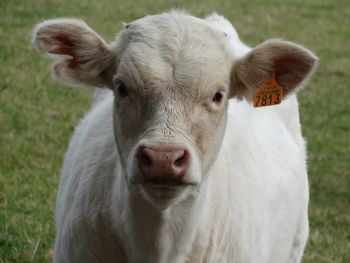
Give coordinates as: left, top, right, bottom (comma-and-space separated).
41, 12, 315, 263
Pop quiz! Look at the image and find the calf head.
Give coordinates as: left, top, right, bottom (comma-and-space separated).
33, 12, 317, 207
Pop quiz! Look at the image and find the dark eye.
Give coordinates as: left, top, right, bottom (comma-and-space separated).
212, 91, 223, 104
117, 84, 128, 98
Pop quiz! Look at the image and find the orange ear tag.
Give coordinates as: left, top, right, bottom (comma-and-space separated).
253, 73, 284, 107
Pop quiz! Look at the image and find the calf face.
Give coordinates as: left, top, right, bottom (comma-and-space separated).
112, 15, 234, 205
33, 12, 317, 206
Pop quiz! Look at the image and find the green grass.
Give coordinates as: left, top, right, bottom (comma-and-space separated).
1, 0, 349, 262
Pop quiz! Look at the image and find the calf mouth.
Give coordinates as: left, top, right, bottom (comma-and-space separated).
144, 175, 187, 186
141, 180, 190, 200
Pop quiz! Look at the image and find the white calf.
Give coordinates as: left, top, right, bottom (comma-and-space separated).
33, 11, 317, 263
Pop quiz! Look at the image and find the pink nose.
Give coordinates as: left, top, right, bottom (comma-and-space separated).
137, 146, 190, 185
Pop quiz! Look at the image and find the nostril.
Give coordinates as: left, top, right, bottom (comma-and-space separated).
174, 156, 184, 167
174, 150, 188, 168
138, 148, 152, 168
143, 153, 152, 167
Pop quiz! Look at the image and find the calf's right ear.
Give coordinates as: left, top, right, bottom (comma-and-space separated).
32, 19, 116, 88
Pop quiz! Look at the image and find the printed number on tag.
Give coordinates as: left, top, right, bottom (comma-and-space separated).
253, 73, 284, 107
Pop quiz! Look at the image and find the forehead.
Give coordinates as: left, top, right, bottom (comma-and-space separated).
115, 12, 232, 93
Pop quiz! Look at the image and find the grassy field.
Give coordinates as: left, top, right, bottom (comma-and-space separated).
1, 0, 349, 262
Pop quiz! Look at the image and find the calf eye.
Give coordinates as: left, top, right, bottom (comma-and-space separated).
212, 91, 223, 104
117, 84, 128, 98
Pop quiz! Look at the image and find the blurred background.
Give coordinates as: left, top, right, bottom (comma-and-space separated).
0, 0, 349, 262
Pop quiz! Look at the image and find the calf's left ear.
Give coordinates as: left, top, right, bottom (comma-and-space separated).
231, 39, 318, 101
32, 19, 116, 88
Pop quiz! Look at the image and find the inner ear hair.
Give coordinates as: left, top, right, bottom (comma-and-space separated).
32, 18, 116, 88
